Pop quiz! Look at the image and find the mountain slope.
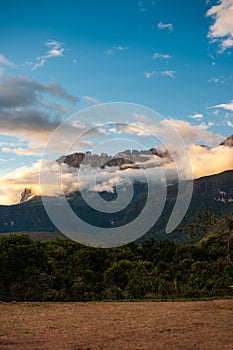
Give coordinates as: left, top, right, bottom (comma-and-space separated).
0, 169, 233, 243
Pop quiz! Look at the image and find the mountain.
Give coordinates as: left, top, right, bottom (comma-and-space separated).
220, 134, 233, 147
56, 134, 233, 170
134, 169, 233, 243
57, 147, 170, 169
1, 135, 233, 243
20, 188, 37, 203
0, 169, 233, 244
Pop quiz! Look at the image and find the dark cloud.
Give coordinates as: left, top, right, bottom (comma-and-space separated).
0, 109, 59, 133
0, 75, 82, 152
46, 82, 78, 103
0, 75, 105, 154
0, 76, 78, 109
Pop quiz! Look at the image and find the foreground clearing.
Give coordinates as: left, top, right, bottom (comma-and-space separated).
0, 300, 233, 349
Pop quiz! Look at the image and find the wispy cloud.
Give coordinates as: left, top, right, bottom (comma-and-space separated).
212, 100, 233, 112
138, 0, 156, 12
0, 54, 16, 68
82, 96, 101, 105
208, 77, 221, 83
207, 0, 233, 52
144, 70, 175, 79
152, 52, 172, 60
144, 70, 156, 79
157, 22, 174, 33
138, 0, 147, 12
161, 70, 175, 78
189, 113, 204, 120
2, 147, 38, 156
104, 46, 128, 55
32, 40, 65, 71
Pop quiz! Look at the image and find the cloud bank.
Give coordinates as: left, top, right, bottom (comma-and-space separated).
1, 140, 233, 205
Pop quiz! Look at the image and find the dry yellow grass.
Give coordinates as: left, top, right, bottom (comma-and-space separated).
0, 300, 233, 349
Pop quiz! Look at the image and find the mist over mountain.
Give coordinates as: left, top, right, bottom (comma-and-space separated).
57, 147, 171, 170
1, 169, 233, 244
57, 134, 233, 170
0, 134, 233, 244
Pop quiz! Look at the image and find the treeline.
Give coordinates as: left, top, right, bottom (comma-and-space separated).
0, 232, 233, 301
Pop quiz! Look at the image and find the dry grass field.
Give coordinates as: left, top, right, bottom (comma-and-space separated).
0, 300, 233, 350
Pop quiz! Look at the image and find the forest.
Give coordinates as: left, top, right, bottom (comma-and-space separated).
0, 216, 233, 302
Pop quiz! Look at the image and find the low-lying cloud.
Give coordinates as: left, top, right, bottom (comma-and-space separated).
1, 142, 233, 205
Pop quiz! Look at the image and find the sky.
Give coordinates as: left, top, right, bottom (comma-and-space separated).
1, 0, 233, 204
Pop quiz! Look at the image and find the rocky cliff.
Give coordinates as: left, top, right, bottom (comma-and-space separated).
57, 147, 170, 169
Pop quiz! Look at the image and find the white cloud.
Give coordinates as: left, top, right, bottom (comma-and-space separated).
144, 70, 156, 79
0, 54, 16, 68
158, 119, 220, 146
32, 40, 65, 71
208, 77, 222, 83
91, 176, 124, 193
2, 138, 233, 205
144, 70, 175, 79
189, 113, 204, 120
152, 52, 172, 60
212, 100, 233, 111
104, 46, 128, 55
114, 46, 128, 51
187, 144, 233, 178
157, 22, 174, 32
82, 96, 101, 105
104, 49, 114, 55
207, 0, 233, 52
0, 160, 62, 204
110, 116, 221, 147
161, 70, 175, 78
2, 147, 38, 156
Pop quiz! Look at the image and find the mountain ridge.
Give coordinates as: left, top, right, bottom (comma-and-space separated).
0, 168, 233, 244
2, 134, 233, 242
56, 134, 233, 170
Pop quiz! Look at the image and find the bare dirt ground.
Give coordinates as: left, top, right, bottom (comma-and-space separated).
0, 300, 233, 350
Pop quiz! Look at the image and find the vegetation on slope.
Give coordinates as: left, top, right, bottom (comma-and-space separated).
0, 215, 232, 301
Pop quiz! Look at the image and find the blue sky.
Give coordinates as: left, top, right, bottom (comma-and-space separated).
1, 0, 232, 117
1, 0, 233, 203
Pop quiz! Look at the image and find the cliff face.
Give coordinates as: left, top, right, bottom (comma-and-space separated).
57, 134, 233, 169
57, 148, 170, 169
20, 188, 34, 203
220, 135, 233, 147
